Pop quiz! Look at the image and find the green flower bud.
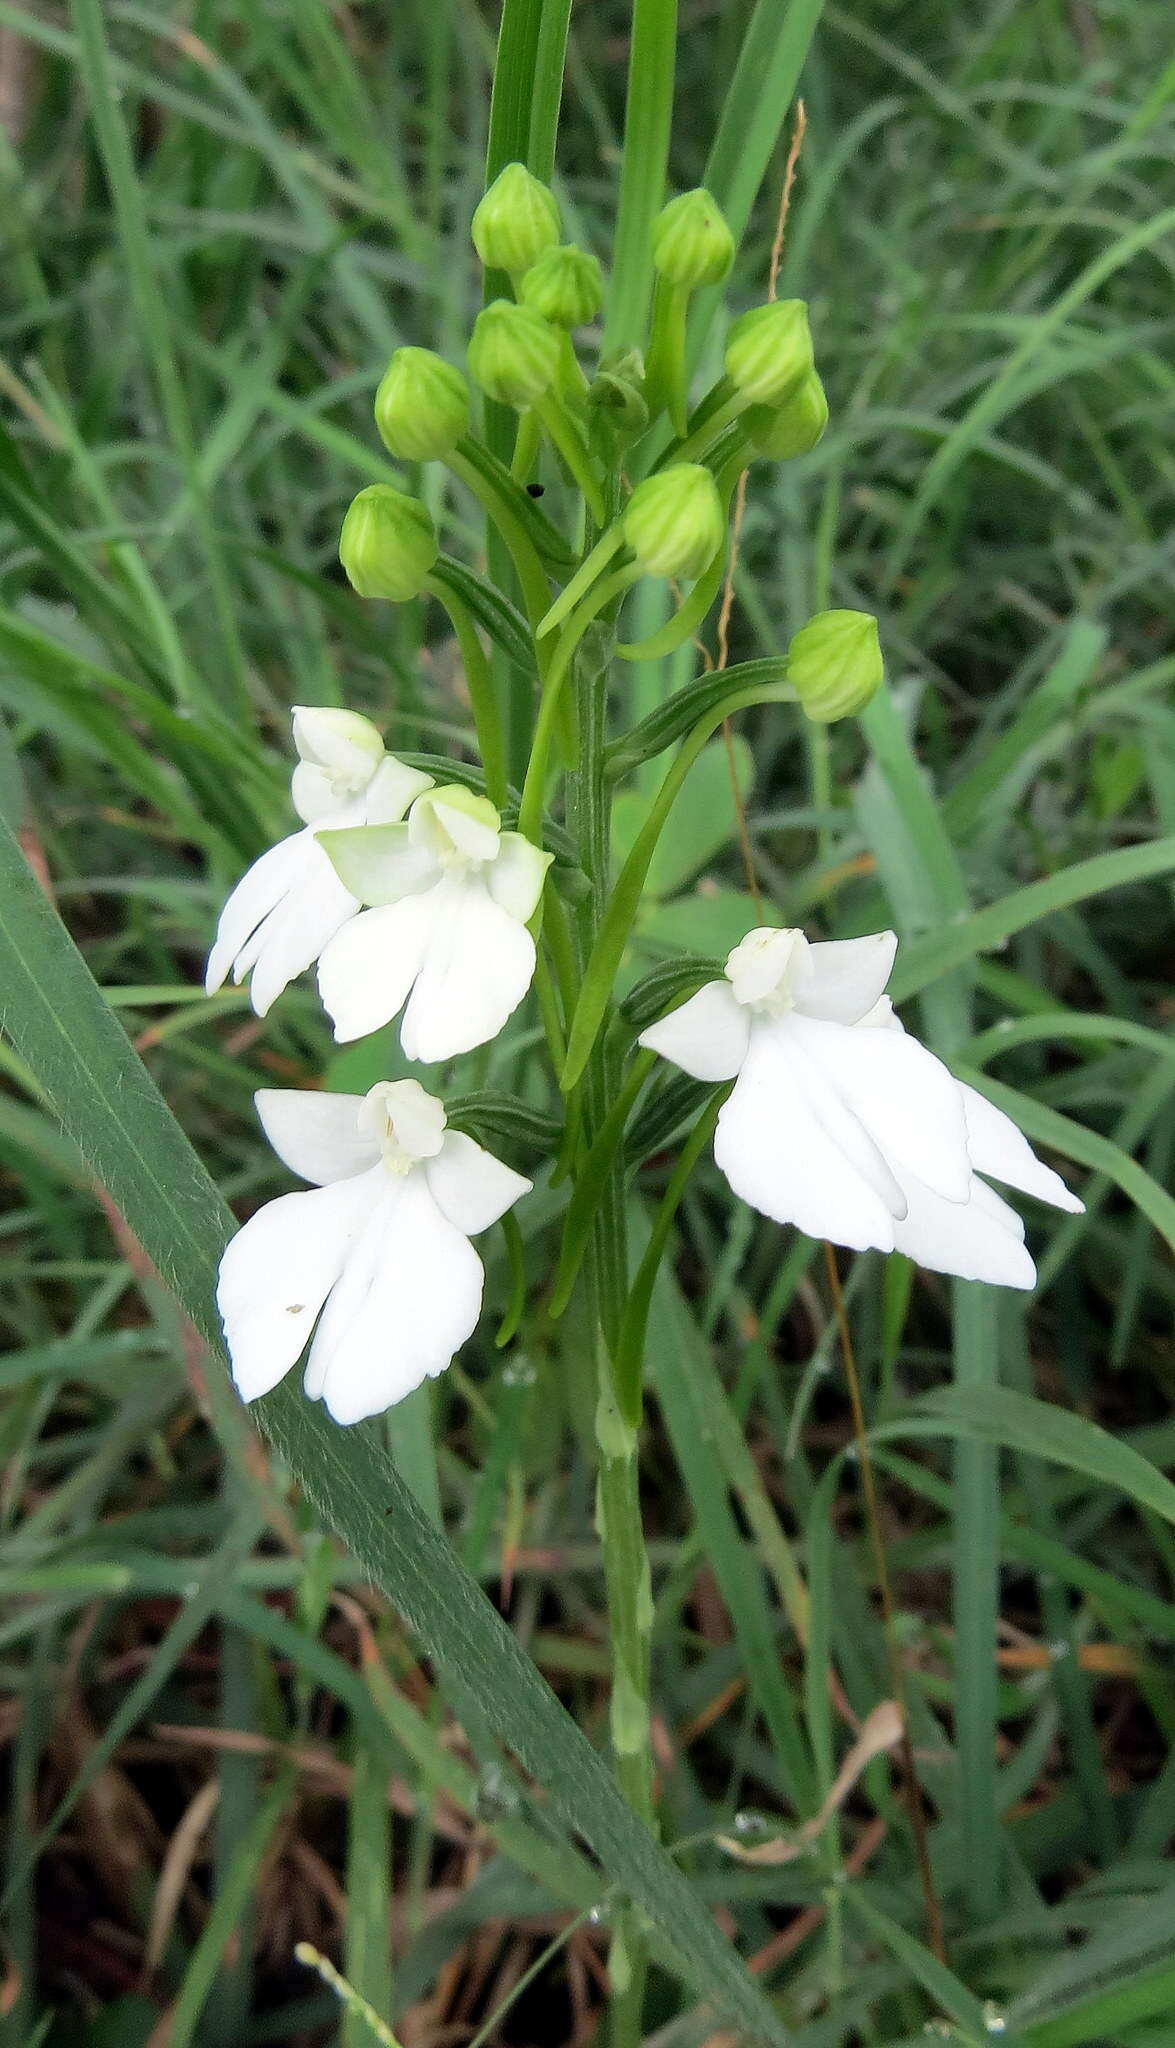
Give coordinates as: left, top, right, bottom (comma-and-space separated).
338, 485, 437, 602
750, 369, 829, 461
725, 300, 813, 407
519, 244, 604, 329
623, 464, 725, 582
788, 609, 883, 722
373, 348, 470, 461
471, 163, 560, 276
652, 188, 734, 290
467, 300, 561, 410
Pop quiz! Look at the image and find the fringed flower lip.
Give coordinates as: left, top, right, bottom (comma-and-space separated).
217, 1080, 530, 1425
315, 785, 553, 1062
639, 926, 1083, 1288
205, 708, 433, 1018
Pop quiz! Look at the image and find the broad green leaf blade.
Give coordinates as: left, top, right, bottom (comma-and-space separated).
878, 1386, 1175, 1528
0, 814, 790, 2046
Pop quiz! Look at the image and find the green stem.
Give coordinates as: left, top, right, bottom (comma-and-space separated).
563, 680, 794, 1090
612, 1087, 728, 1423
449, 444, 553, 654
518, 564, 642, 843
424, 577, 508, 807
511, 409, 543, 483
643, 274, 691, 434
539, 522, 628, 638
535, 391, 607, 525
567, 643, 655, 2048
669, 386, 749, 466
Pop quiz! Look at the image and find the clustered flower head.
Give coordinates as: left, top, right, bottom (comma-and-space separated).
208, 164, 1084, 1425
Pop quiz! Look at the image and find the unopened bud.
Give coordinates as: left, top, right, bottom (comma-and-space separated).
652, 189, 734, 290
468, 300, 560, 409
472, 163, 560, 276
374, 348, 469, 461
788, 609, 883, 722
725, 300, 813, 407
623, 464, 725, 582
338, 485, 437, 602
750, 370, 829, 461
519, 244, 604, 329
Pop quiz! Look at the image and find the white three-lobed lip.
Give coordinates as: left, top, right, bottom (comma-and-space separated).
639, 927, 1083, 1289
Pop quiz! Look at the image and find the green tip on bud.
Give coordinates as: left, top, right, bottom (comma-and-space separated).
749, 369, 829, 462
338, 485, 437, 602
472, 163, 561, 277
374, 348, 469, 462
788, 609, 883, 722
652, 188, 735, 290
623, 464, 726, 582
725, 300, 813, 408
519, 244, 604, 329
467, 300, 560, 410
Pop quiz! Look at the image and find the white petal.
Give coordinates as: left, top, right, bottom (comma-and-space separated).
399, 880, 535, 1063
255, 1089, 380, 1186
313, 1173, 484, 1425
216, 1174, 373, 1402
205, 833, 313, 994
892, 1171, 1036, 1289
292, 705, 384, 779
638, 981, 751, 1083
430, 796, 501, 864
778, 1020, 908, 1218
363, 754, 436, 825
857, 995, 903, 1032
787, 1011, 971, 1205
317, 822, 439, 905
487, 832, 554, 922
317, 893, 436, 1044
246, 850, 360, 1018
797, 931, 897, 1024
713, 1027, 898, 1253
303, 1180, 402, 1399
425, 1131, 531, 1236
961, 1084, 1084, 1214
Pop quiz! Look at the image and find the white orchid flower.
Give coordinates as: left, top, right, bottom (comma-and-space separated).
205, 708, 434, 1018
639, 926, 1083, 1289
315, 785, 554, 1061
217, 1079, 530, 1425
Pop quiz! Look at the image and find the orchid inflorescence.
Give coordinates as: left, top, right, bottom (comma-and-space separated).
207, 164, 1082, 1428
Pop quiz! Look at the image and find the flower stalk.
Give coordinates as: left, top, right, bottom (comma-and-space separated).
198, 140, 1086, 2048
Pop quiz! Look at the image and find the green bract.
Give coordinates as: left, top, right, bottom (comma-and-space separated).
623, 465, 726, 581
725, 300, 813, 407
468, 300, 561, 409
338, 485, 438, 601
652, 189, 735, 289
472, 162, 561, 276
519, 244, 604, 329
374, 349, 470, 461
788, 608, 883, 721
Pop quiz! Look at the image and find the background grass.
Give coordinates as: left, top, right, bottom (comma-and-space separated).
1, 0, 1174, 2043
